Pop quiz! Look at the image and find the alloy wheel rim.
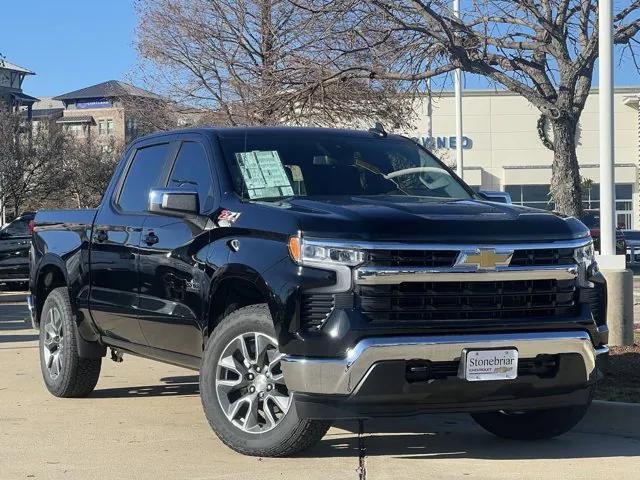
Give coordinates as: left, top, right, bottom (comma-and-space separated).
215, 332, 291, 434
42, 306, 64, 380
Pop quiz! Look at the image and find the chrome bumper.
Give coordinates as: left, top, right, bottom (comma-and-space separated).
281, 331, 608, 396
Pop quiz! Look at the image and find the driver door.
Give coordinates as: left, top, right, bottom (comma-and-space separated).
137, 134, 217, 356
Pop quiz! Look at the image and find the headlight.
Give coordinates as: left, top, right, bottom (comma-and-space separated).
574, 243, 596, 269
574, 242, 598, 286
288, 237, 364, 266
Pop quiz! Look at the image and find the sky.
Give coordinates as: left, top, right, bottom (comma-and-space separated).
0, 1, 138, 98
0, 0, 638, 99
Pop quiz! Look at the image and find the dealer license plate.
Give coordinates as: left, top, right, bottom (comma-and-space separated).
459, 348, 518, 381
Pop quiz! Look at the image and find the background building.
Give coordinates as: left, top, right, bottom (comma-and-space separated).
52, 80, 161, 143
0, 59, 38, 117
405, 87, 640, 229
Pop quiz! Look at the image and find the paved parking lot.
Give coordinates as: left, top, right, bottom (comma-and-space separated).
2, 295, 640, 479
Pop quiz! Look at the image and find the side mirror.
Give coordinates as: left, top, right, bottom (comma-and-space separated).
479, 190, 512, 204
149, 188, 200, 217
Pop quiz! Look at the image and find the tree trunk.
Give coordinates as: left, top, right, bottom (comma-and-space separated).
550, 117, 583, 217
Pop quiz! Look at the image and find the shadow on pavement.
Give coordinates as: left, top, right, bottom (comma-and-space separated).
0, 333, 39, 343
91, 375, 199, 398
0, 303, 37, 343
301, 416, 640, 460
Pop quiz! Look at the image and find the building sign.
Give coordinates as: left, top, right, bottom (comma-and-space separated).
77, 100, 112, 109
413, 135, 473, 150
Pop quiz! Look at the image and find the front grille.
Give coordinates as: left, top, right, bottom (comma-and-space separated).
358, 279, 578, 323
300, 294, 335, 330
510, 248, 576, 266
367, 249, 458, 268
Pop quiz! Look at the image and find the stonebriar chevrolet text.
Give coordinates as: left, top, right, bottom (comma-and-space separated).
28, 127, 609, 457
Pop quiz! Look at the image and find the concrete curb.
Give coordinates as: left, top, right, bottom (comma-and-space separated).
576, 400, 640, 439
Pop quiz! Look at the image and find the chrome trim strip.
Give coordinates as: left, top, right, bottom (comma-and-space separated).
282, 331, 599, 395
355, 265, 579, 284
304, 237, 592, 252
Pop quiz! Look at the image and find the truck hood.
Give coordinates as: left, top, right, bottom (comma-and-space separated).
257, 195, 589, 243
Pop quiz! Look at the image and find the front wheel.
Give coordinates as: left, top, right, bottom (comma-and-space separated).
200, 304, 330, 457
471, 402, 591, 440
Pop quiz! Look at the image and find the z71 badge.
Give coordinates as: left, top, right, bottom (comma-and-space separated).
217, 210, 241, 227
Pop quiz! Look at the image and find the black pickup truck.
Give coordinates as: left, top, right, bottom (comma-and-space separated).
29, 127, 608, 457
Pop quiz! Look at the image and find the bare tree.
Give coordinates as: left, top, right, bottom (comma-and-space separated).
134, 0, 415, 128
304, 0, 640, 216
61, 137, 123, 209
0, 111, 66, 217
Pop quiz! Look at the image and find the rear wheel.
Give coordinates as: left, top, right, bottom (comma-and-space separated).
471, 402, 591, 440
200, 304, 330, 457
39, 287, 101, 397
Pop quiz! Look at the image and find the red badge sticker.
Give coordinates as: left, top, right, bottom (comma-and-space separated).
217, 210, 241, 226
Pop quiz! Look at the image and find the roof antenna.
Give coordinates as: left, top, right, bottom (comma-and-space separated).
369, 122, 387, 137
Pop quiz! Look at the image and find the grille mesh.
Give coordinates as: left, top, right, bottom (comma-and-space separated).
357, 279, 578, 323
510, 248, 576, 266
367, 249, 458, 268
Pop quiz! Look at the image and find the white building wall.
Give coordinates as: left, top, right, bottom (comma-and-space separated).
402, 87, 640, 228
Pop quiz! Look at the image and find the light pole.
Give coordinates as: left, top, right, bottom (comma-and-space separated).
599, 0, 615, 256
597, 0, 633, 346
453, 0, 463, 179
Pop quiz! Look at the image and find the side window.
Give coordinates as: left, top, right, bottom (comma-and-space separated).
168, 141, 214, 212
118, 143, 170, 212
2, 218, 29, 237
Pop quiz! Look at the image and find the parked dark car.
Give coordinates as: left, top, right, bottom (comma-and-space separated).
0, 211, 35, 286
29, 127, 608, 457
579, 210, 627, 255
622, 230, 640, 263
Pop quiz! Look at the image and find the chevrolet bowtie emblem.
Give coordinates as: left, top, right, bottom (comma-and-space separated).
455, 248, 513, 270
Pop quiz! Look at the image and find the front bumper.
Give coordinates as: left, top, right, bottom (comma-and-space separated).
282, 331, 608, 419
282, 331, 606, 395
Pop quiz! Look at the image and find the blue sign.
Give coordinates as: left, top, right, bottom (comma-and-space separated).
414, 135, 473, 150
77, 100, 112, 109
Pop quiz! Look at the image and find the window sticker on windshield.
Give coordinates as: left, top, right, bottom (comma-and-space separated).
236, 150, 294, 199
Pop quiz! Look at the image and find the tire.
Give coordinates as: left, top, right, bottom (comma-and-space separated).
471, 401, 592, 440
39, 287, 102, 397
200, 304, 330, 457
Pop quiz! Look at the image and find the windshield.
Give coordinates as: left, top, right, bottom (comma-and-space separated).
218, 132, 473, 201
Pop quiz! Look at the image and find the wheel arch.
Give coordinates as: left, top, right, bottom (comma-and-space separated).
33, 255, 105, 359
33, 255, 69, 327
205, 266, 279, 343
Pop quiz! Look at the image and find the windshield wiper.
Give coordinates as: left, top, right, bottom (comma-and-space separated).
354, 159, 413, 197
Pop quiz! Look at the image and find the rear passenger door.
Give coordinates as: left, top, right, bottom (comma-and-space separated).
90, 139, 174, 345
137, 134, 217, 356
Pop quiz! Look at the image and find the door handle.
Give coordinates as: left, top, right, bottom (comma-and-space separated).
143, 232, 159, 246
95, 230, 108, 243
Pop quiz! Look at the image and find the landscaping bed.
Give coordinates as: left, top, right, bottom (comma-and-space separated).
595, 330, 640, 403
